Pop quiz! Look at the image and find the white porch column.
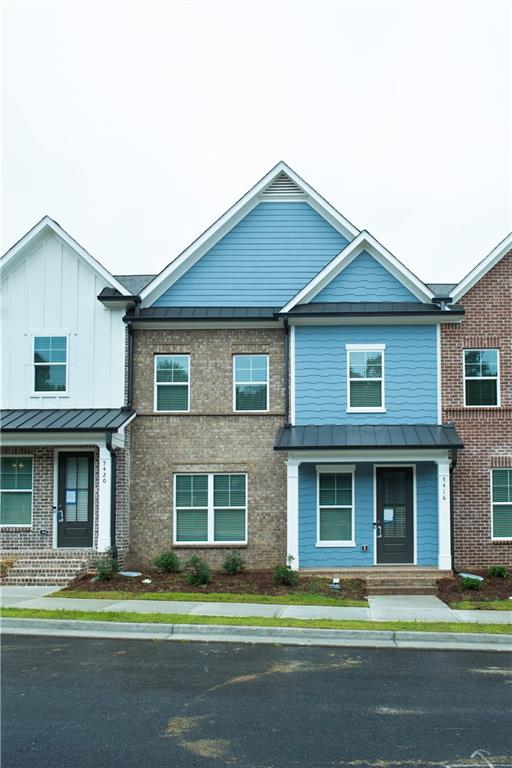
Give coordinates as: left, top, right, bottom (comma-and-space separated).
286, 461, 300, 569
97, 444, 112, 552
437, 458, 452, 570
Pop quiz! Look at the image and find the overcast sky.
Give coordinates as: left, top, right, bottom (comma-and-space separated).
2, 0, 511, 284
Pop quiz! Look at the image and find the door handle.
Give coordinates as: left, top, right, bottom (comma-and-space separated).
56, 507, 64, 523
373, 522, 382, 538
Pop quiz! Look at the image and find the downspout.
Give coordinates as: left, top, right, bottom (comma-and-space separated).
106, 430, 117, 559
283, 316, 290, 427
449, 447, 458, 573
123, 296, 140, 412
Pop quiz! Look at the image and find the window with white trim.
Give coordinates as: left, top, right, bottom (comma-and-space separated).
0, 457, 33, 526
233, 354, 269, 411
317, 468, 354, 545
174, 473, 247, 544
464, 349, 499, 407
155, 355, 190, 411
492, 469, 512, 539
33, 336, 67, 392
347, 345, 384, 411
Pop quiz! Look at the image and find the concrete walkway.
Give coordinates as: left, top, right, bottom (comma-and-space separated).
1, 586, 511, 624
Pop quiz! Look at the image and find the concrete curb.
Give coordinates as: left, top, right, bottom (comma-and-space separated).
1, 617, 511, 651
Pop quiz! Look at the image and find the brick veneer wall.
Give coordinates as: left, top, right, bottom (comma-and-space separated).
441, 251, 512, 568
129, 327, 287, 568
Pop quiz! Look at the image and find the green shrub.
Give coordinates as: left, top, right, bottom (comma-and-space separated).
95, 548, 119, 582
222, 551, 245, 575
461, 576, 481, 590
185, 555, 212, 586
489, 565, 508, 578
154, 552, 181, 573
273, 555, 299, 587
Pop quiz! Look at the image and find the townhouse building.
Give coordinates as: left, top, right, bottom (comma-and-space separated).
125, 163, 464, 584
441, 234, 512, 568
0, 217, 136, 583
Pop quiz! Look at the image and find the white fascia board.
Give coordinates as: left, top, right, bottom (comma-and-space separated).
287, 448, 449, 463
0, 216, 129, 296
139, 161, 361, 308
451, 231, 512, 303
281, 231, 434, 313
0, 431, 108, 446
287, 315, 461, 326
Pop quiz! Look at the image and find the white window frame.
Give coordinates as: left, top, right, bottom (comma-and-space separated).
346, 344, 386, 413
491, 467, 512, 541
31, 334, 69, 397
316, 465, 355, 547
0, 455, 34, 528
463, 349, 500, 408
173, 472, 248, 545
232, 354, 269, 413
154, 354, 190, 413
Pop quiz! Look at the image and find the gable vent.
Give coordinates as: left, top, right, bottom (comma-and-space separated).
262, 172, 305, 197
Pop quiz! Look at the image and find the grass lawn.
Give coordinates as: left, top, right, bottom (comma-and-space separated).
450, 600, 512, 611
2, 606, 511, 635
51, 589, 366, 607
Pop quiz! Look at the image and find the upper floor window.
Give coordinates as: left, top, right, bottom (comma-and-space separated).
0, 457, 33, 526
464, 349, 499, 407
33, 336, 67, 393
233, 354, 269, 412
491, 469, 512, 540
346, 344, 385, 412
154, 355, 190, 412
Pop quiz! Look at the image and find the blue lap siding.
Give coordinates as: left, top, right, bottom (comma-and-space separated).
298, 462, 438, 568
294, 324, 438, 425
152, 202, 350, 307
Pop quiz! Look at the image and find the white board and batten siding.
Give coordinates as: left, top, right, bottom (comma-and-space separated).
1, 231, 126, 409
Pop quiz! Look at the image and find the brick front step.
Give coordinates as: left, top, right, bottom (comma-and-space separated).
301, 567, 451, 595
1, 552, 89, 586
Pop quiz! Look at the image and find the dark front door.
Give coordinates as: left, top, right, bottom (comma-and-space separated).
57, 453, 94, 548
376, 467, 414, 564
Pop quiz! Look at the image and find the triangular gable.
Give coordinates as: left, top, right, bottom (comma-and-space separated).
281, 231, 434, 312
0, 215, 129, 295
451, 231, 512, 303
139, 162, 360, 307
311, 250, 417, 303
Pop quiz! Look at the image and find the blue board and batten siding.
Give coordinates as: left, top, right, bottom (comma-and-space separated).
294, 325, 438, 424
298, 462, 438, 568
311, 250, 417, 303
152, 202, 349, 307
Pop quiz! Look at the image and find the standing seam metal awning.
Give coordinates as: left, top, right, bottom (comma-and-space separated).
274, 424, 463, 451
0, 409, 135, 433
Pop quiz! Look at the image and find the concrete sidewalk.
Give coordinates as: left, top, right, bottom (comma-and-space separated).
1, 586, 511, 624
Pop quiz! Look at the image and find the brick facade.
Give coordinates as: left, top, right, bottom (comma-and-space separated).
441, 251, 512, 568
129, 327, 287, 569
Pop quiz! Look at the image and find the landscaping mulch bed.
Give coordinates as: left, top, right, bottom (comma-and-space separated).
437, 570, 512, 605
63, 569, 367, 601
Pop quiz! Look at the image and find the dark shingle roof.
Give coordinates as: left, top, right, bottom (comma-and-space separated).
0, 409, 135, 433
274, 424, 463, 451
114, 274, 156, 294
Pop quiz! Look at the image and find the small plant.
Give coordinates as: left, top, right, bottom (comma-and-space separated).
273, 554, 299, 587
154, 551, 181, 573
222, 551, 245, 575
489, 565, 508, 578
185, 555, 212, 586
95, 548, 119, 581
461, 576, 481, 590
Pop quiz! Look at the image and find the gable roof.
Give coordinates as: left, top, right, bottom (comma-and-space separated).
139, 161, 361, 307
450, 231, 512, 303
280, 231, 434, 312
0, 215, 130, 296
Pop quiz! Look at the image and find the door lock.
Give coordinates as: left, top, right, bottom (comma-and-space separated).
373, 522, 382, 538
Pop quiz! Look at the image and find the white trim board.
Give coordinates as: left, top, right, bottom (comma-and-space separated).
139, 161, 360, 307
281, 230, 434, 312
451, 231, 512, 303
0, 216, 129, 296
